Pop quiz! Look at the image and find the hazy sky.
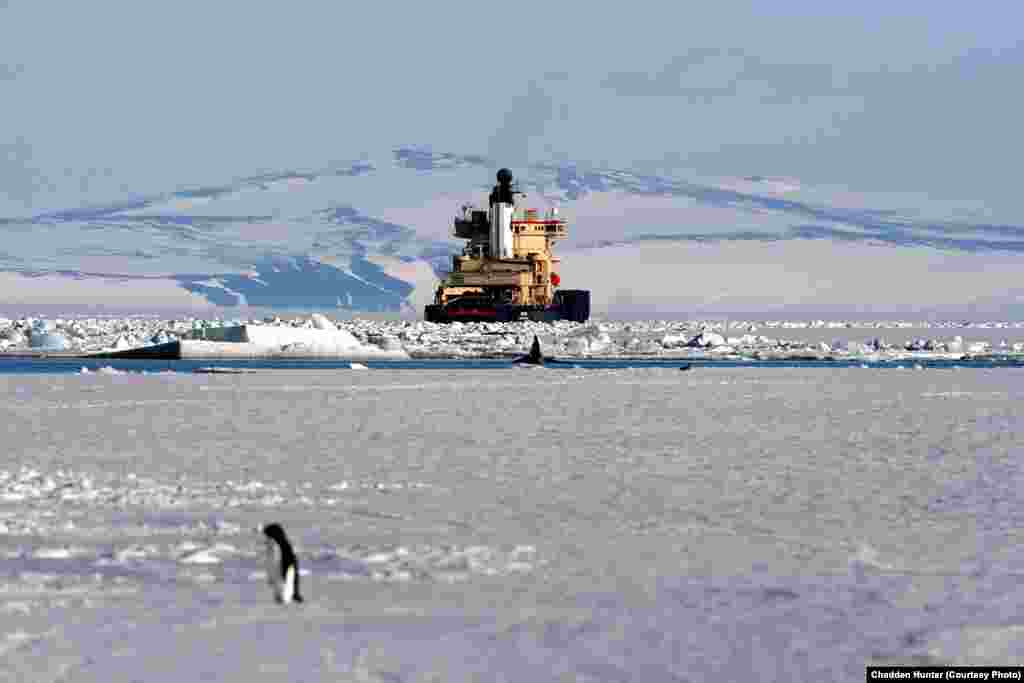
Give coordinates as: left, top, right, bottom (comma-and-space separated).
2, 1, 1023, 219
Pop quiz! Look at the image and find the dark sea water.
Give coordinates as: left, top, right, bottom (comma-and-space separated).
2, 356, 1024, 374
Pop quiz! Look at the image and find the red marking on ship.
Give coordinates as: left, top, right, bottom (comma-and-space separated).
446, 308, 498, 318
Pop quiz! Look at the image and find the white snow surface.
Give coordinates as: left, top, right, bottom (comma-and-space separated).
0, 368, 1022, 680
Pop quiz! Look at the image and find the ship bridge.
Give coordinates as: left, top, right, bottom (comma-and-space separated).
453, 206, 567, 253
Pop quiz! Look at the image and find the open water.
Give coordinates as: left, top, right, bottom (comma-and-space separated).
2, 357, 1024, 374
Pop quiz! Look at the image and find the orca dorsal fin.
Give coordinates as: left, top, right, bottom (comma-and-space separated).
513, 335, 545, 365
529, 336, 543, 362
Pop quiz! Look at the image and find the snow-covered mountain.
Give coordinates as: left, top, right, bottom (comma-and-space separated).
2, 147, 1023, 317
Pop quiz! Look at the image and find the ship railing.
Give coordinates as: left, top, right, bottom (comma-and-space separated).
510, 222, 568, 237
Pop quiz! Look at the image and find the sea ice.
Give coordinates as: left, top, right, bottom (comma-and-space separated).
179, 544, 236, 565
0, 366, 1020, 679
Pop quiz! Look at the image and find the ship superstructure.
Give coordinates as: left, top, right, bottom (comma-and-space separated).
424, 169, 590, 323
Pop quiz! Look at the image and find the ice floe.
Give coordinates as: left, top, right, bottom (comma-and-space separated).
2, 312, 1023, 361
178, 543, 237, 565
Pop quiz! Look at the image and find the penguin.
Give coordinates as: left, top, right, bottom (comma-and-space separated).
262, 523, 304, 604
513, 335, 545, 365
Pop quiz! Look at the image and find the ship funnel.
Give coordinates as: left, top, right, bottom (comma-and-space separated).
489, 168, 515, 258
490, 203, 514, 259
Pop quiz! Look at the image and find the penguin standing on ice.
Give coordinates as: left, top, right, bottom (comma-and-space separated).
262, 523, 304, 604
